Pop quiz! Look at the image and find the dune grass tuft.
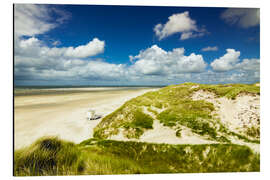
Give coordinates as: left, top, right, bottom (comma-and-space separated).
14, 137, 85, 176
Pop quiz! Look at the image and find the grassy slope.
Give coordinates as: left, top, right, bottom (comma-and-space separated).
94, 83, 260, 142
14, 137, 260, 176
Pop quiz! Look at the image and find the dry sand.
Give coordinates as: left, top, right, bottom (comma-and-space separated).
109, 102, 216, 145
140, 120, 217, 144
109, 120, 216, 145
14, 87, 158, 149
191, 90, 260, 136
192, 90, 260, 152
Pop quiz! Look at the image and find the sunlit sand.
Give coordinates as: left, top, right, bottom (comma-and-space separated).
14, 87, 158, 149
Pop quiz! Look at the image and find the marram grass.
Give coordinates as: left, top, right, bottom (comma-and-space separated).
14, 137, 260, 176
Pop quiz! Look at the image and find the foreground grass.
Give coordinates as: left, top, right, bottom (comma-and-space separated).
14, 137, 260, 176
14, 137, 85, 176
94, 83, 260, 142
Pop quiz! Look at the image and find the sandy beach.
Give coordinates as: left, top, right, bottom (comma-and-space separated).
14, 87, 158, 149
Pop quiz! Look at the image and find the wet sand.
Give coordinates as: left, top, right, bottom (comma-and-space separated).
14, 87, 158, 149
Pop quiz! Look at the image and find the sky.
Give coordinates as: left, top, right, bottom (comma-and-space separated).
14, 4, 260, 86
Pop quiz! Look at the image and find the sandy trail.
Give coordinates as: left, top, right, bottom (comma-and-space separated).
109, 106, 216, 145
14, 88, 158, 149
109, 120, 216, 145
140, 120, 216, 144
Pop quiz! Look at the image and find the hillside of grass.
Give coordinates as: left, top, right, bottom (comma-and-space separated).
94, 83, 260, 143
14, 137, 260, 176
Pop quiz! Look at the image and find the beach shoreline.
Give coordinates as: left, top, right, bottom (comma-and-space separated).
14, 87, 159, 150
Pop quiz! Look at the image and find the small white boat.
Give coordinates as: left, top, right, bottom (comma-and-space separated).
86, 109, 102, 120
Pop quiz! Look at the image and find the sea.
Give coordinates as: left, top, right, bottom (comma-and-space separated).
14, 85, 165, 96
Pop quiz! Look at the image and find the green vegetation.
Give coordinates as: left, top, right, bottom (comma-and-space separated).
195, 83, 260, 99
14, 137, 260, 176
156, 100, 221, 140
14, 137, 84, 176
246, 126, 260, 139
122, 109, 154, 138
175, 128, 182, 137
94, 107, 154, 139
94, 82, 260, 142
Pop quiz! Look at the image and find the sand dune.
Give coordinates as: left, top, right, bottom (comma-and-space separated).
14, 88, 158, 149
107, 85, 260, 153
192, 90, 260, 152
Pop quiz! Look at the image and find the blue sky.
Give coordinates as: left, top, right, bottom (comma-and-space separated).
14, 4, 260, 86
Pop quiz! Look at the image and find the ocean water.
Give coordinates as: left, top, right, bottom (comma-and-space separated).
14, 85, 164, 96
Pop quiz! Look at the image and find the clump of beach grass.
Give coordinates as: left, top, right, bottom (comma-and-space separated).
14, 137, 85, 176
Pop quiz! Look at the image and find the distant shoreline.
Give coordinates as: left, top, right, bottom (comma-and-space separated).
14, 86, 162, 96
14, 81, 259, 89
14, 85, 166, 89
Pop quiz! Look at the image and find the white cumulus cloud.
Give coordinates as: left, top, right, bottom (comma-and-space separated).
210, 49, 260, 75
210, 49, 240, 72
237, 58, 260, 71
64, 38, 105, 58
129, 45, 207, 75
16, 37, 105, 59
154, 11, 207, 40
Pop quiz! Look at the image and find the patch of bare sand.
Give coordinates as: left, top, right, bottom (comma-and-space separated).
192, 90, 260, 153
192, 90, 260, 135
191, 89, 218, 106
109, 106, 216, 144
141, 106, 216, 144
109, 120, 216, 145
140, 121, 216, 144
14, 88, 158, 149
